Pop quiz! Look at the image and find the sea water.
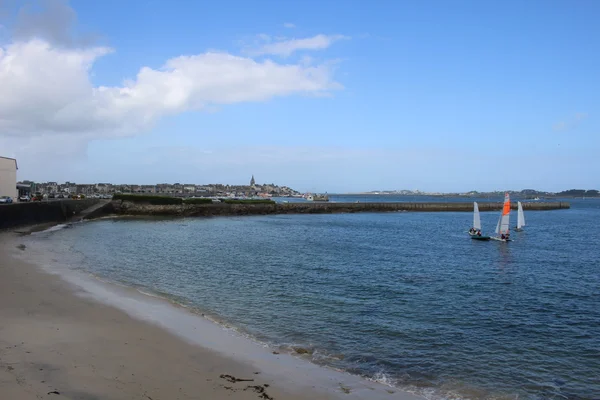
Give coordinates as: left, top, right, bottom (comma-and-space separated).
22, 196, 600, 399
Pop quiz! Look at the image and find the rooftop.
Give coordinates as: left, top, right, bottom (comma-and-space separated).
0, 156, 18, 170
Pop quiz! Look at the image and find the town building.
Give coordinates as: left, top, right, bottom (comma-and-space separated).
0, 156, 18, 200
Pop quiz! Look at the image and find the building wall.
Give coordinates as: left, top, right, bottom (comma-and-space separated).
0, 157, 17, 200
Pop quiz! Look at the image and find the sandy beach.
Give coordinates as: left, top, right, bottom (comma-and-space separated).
0, 229, 422, 400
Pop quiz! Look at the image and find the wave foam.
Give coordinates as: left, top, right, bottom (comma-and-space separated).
31, 223, 71, 235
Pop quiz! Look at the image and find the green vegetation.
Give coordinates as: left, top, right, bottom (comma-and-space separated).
112, 194, 183, 205
222, 199, 275, 204
183, 198, 213, 204
555, 189, 599, 197
112, 194, 276, 205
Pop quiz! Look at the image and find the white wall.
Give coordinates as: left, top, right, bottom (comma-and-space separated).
0, 157, 18, 200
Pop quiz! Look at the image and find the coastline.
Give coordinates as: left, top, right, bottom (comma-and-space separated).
0, 228, 423, 400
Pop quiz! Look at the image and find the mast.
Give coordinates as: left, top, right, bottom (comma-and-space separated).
498, 193, 511, 234
473, 202, 481, 230
495, 193, 511, 235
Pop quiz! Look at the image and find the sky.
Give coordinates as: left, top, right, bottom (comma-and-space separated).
0, 0, 598, 193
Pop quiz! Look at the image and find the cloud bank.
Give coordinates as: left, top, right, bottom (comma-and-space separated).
0, 0, 346, 144
246, 34, 349, 57
0, 40, 342, 139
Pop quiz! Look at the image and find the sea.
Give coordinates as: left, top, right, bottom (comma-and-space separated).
19, 195, 600, 400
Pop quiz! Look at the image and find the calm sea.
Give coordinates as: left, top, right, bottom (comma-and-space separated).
24, 196, 600, 399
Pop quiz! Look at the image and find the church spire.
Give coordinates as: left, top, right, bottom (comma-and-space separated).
250, 175, 255, 186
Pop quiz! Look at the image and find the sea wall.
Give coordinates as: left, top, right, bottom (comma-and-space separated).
0, 199, 101, 230
107, 200, 570, 217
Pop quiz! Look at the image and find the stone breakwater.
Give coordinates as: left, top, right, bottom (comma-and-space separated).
0, 199, 102, 230
102, 200, 570, 217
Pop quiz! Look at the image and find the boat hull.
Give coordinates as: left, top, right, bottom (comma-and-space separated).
514, 227, 524, 232
471, 236, 491, 241
490, 237, 512, 242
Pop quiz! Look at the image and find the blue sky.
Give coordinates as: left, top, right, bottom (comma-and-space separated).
0, 0, 598, 192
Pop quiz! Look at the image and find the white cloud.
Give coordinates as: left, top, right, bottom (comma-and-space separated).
246, 34, 349, 57
0, 39, 342, 139
553, 112, 588, 131
283, 22, 296, 29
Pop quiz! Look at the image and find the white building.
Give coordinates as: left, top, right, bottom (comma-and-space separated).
0, 156, 18, 200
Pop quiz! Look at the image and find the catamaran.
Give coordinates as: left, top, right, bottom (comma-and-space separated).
515, 201, 525, 232
469, 202, 490, 240
491, 193, 512, 242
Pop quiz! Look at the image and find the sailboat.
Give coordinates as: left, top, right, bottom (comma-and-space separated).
491, 193, 512, 242
515, 201, 525, 232
469, 202, 490, 240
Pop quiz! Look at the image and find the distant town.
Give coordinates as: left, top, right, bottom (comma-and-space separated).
16, 175, 303, 199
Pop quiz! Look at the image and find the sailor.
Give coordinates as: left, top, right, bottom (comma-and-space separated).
501, 233, 506, 240
477, 230, 482, 236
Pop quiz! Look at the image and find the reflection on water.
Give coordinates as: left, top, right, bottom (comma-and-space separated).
495, 239, 512, 272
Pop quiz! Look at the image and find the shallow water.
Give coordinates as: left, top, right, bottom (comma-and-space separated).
24, 197, 600, 399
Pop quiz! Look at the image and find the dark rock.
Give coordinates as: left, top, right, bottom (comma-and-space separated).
219, 374, 254, 383
292, 347, 313, 355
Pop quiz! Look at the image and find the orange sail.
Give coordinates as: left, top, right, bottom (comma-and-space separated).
502, 193, 511, 215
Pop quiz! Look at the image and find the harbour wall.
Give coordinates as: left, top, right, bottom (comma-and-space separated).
0, 199, 101, 230
107, 200, 570, 217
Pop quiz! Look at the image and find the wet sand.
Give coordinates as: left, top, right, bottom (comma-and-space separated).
0, 230, 422, 400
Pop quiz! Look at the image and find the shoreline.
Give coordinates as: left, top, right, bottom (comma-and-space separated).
1, 227, 423, 400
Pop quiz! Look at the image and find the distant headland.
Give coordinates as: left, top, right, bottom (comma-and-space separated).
353, 189, 599, 198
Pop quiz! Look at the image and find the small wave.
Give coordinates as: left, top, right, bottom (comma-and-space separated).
369, 371, 398, 388
31, 223, 71, 235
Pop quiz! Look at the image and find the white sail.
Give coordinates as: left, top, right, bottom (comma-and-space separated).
517, 201, 525, 229
473, 202, 481, 230
499, 193, 511, 234
494, 193, 511, 235
500, 213, 510, 233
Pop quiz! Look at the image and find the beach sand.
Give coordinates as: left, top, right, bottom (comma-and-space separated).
0, 229, 422, 400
